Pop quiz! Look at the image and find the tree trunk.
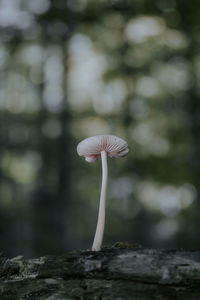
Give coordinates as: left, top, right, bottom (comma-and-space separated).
1, 246, 200, 299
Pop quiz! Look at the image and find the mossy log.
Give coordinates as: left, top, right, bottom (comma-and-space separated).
1, 246, 200, 299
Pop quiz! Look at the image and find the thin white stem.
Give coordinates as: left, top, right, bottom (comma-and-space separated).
92, 150, 108, 251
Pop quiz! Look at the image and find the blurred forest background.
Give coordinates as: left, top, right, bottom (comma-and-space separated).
0, 0, 200, 258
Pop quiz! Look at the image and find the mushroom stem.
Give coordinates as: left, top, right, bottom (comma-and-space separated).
92, 150, 108, 251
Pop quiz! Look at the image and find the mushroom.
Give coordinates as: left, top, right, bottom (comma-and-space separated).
77, 134, 129, 251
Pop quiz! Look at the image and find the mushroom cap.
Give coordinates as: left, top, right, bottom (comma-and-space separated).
77, 134, 129, 163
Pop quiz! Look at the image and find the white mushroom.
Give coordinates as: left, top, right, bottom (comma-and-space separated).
77, 134, 129, 251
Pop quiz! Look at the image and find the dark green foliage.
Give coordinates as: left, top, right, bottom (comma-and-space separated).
0, 0, 199, 257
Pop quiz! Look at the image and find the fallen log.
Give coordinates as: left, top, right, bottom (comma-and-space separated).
0, 245, 200, 299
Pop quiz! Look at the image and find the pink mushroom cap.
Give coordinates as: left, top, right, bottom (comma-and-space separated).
77, 134, 129, 163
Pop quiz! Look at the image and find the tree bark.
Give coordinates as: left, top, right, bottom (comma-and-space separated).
0, 246, 200, 299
